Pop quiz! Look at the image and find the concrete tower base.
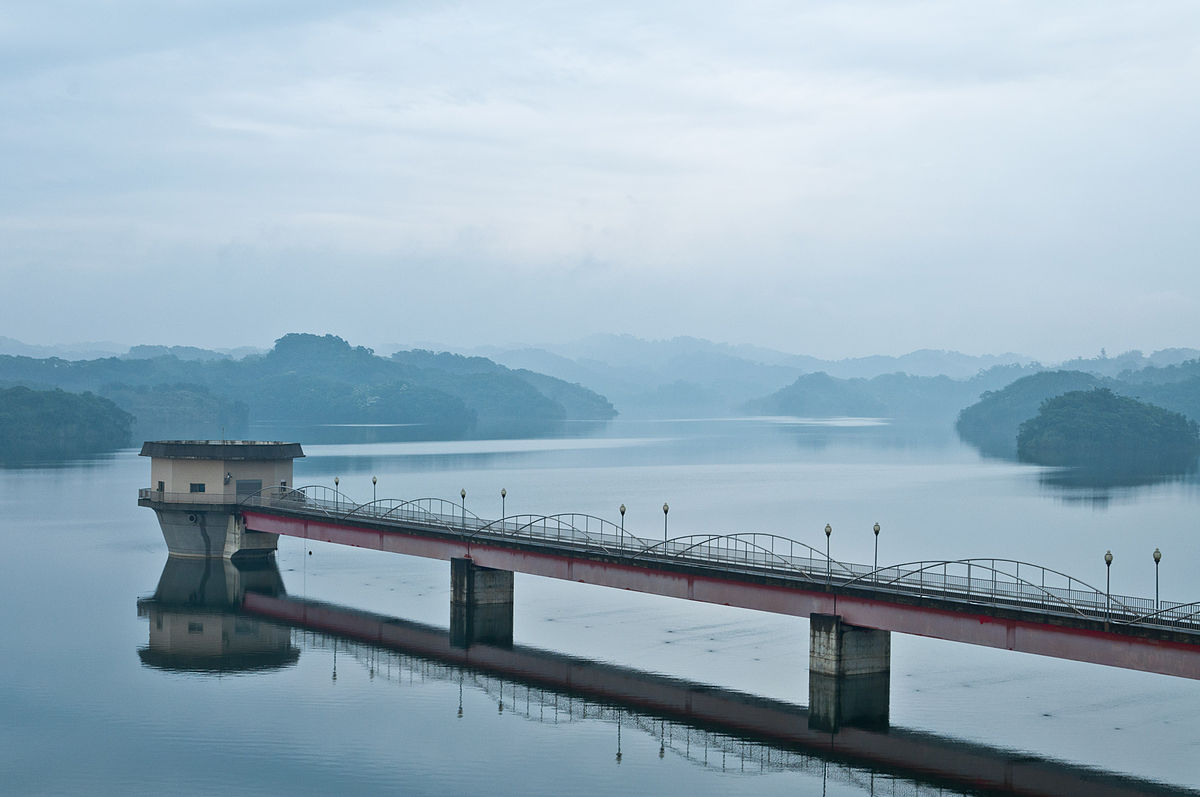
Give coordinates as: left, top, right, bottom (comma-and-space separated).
808, 613, 890, 731
450, 557, 514, 648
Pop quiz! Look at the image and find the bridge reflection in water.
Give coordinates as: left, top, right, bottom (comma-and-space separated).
137, 557, 1192, 797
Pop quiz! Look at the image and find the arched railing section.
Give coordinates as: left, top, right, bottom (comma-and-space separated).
838, 558, 1124, 621
237, 487, 1198, 633
240, 486, 480, 534
630, 533, 837, 581
466, 513, 651, 556
362, 497, 480, 533
1119, 599, 1200, 630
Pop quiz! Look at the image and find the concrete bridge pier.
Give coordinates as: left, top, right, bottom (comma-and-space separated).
808, 613, 890, 731
450, 557, 514, 648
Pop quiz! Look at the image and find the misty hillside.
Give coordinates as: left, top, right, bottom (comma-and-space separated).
468, 335, 1035, 418
0, 333, 615, 441
0, 336, 266, 362
742, 366, 1041, 423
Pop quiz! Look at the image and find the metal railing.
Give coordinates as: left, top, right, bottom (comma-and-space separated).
144, 484, 1200, 636
139, 488, 241, 504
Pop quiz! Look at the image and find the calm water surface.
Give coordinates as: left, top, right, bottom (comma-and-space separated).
2, 418, 1198, 795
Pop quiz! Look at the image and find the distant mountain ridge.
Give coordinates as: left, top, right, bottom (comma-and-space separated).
455, 335, 1037, 418
0, 333, 615, 441
453, 335, 1199, 422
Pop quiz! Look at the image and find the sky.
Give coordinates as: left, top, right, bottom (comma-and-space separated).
2, 1, 1198, 360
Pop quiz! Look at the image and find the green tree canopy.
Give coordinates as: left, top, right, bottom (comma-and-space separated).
0, 387, 132, 459
1017, 388, 1200, 473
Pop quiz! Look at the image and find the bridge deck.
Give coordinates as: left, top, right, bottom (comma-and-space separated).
141, 487, 1200, 679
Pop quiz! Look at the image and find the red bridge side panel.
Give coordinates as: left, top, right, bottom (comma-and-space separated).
243, 510, 1200, 680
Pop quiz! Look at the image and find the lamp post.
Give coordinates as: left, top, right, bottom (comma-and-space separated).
334, 476, 339, 511
1104, 550, 1113, 623
372, 475, 377, 504
825, 523, 832, 587
1154, 547, 1162, 610
619, 504, 626, 535
501, 488, 506, 519
873, 522, 881, 583
663, 503, 669, 542
461, 488, 467, 528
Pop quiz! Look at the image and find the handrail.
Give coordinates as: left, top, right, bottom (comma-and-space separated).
145, 484, 1200, 636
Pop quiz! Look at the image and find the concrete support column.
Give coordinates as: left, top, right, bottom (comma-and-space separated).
450, 557, 514, 648
808, 613, 890, 731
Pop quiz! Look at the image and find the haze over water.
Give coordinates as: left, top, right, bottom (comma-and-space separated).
2, 418, 1198, 794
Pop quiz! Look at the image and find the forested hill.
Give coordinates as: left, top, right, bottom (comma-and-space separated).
1017, 389, 1199, 472
0, 387, 132, 459
0, 333, 616, 441
957, 366, 1200, 458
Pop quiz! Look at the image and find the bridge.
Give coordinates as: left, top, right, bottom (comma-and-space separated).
137, 556, 1195, 796
136, 439, 1200, 730
139, 480, 1200, 713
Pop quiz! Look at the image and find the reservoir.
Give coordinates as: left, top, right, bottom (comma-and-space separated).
3, 418, 1198, 794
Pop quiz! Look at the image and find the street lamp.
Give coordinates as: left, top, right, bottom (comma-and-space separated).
1154, 547, 1162, 610
1104, 550, 1113, 623
501, 488, 506, 519
334, 476, 339, 510
619, 504, 626, 535
372, 475, 377, 504
825, 523, 833, 587
663, 503, 669, 541
461, 488, 467, 528
873, 522, 881, 583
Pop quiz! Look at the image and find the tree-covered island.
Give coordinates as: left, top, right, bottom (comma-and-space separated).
1016, 388, 1200, 473
0, 386, 133, 459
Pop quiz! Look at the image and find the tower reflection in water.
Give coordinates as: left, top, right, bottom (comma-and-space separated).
137, 557, 1189, 796
136, 557, 298, 673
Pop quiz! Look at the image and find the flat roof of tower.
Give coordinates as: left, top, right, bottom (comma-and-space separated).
139, 441, 305, 461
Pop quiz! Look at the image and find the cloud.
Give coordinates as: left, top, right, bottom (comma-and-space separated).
1, 1, 1198, 359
